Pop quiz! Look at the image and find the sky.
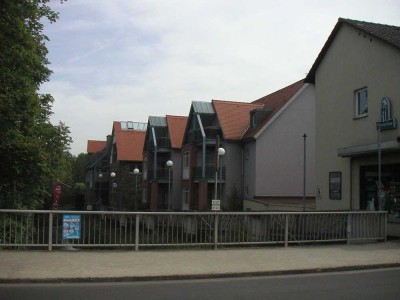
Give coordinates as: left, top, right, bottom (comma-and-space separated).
41, 0, 400, 155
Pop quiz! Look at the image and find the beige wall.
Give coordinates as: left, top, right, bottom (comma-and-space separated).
315, 24, 400, 210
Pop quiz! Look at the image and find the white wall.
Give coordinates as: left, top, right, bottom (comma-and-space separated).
255, 84, 316, 198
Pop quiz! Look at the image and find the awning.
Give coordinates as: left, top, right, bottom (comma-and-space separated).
337, 139, 400, 157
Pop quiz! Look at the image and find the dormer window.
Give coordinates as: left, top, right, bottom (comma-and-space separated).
251, 113, 256, 127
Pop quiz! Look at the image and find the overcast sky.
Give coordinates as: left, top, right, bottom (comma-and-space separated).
41, 0, 400, 155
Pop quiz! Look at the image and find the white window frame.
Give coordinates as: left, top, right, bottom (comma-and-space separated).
182, 187, 189, 205
355, 87, 368, 118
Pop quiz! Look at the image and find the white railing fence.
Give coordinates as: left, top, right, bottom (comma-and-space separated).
0, 210, 387, 251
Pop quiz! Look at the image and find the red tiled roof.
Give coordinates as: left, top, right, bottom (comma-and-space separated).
113, 122, 146, 161
166, 115, 188, 149
212, 100, 263, 141
242, 79, 305, 139
87, 140, 106, 154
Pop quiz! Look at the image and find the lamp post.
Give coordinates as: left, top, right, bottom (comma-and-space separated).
166, 160, 173, 210
133, 168, 139, 210
303, 134, 307, 212
110, 172, 116, 208
98, 173, 103, 207
215, 147, 225, 201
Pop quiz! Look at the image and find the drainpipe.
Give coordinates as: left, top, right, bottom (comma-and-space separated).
350, 157, 353, 211
241, 144, 244, 200
152, 127, 157, 179
197, 114, 206, 179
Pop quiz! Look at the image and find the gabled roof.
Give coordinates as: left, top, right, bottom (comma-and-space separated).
113, 121, 146, 161
212, 100, 263, 141
306, 18, 400, 83
242, 79, 305, 140
87, 140, 106, 154
166, 115, 188, 149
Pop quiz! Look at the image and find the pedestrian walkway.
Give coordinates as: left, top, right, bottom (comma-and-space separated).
0, 241, 399, 283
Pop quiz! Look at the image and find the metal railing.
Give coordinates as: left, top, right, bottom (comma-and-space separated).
0, 210, 387, 251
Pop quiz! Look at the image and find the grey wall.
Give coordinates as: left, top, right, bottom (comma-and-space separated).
222, 142, 243, 208
255, 84, 316, 198
243, 141, 256, 199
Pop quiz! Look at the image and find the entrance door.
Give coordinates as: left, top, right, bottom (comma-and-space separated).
360, 164, 400, 211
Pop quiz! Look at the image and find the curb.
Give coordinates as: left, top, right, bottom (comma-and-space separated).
1, 263, 400, 284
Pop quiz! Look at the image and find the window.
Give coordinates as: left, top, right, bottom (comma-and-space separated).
182, 187, 189, 205
251, 113, 256, 127
183, 152, 190, 180
355, 88, 368, 117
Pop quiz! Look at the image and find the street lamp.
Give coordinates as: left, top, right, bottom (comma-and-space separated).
166, 160, 173, 210
133, 168, 139, 210
303, 134, 307, 212
215, 147, 225, 201
110, 172, 117, 208
98, 173, 103, 207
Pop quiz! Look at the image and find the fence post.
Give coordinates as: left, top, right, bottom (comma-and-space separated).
214, 214, 219, 250
284, 215, 288, 247
347, 214, 352, 245
135, 214, 140, 251
48, 212, 53, 252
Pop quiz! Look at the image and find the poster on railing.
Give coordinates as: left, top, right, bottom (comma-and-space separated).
62, 214, 81, 240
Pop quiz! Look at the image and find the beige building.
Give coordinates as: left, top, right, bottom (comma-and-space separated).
306, 18, 400, 211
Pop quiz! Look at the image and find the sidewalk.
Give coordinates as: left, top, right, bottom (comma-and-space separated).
1, 241, 399, 283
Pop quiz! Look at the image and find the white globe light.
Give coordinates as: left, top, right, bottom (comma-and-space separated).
218, 148, 225, 156
166, 160, 173, 167
98, 173, 103, 178
133, 168, 139, 174
110, 172, 116, 178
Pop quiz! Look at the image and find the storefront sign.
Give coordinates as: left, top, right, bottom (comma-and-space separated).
63, 214, 81, 240
376, 96, 396, 130
329, 172, 342, 200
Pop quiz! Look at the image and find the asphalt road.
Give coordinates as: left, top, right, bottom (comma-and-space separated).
1, 268, 399, 300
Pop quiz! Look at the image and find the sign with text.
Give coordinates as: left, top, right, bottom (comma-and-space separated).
62, 214, 81, 240
52, 182, 62, 210
212, 199, 221, 211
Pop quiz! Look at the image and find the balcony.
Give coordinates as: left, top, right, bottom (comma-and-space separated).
192, 165, 225, 181
149, 137, 171, 151
148, 168, 173, 181
187, 126, 221, 144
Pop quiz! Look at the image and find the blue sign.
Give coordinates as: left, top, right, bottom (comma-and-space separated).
63, 214, 81, 240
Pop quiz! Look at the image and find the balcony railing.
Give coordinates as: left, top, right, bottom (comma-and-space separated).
149, 137, 171, 150
148, 168, 172, 180
187, 127, 221, 143
192, 166, 225, 180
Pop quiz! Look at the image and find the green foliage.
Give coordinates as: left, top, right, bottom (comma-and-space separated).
73, 153, 88, 183
74, 182, 86, 193
227, 185, 243, 211
0, 1, 72, 209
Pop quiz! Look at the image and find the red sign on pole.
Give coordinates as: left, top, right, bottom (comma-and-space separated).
52, 182, 62, 210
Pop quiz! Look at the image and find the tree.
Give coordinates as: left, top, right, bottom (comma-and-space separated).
0, 1, 71, 209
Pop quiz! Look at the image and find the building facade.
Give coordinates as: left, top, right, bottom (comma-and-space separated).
242, 80, 316, 211
143, 115, 187, 210
305, 18, 400, 211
